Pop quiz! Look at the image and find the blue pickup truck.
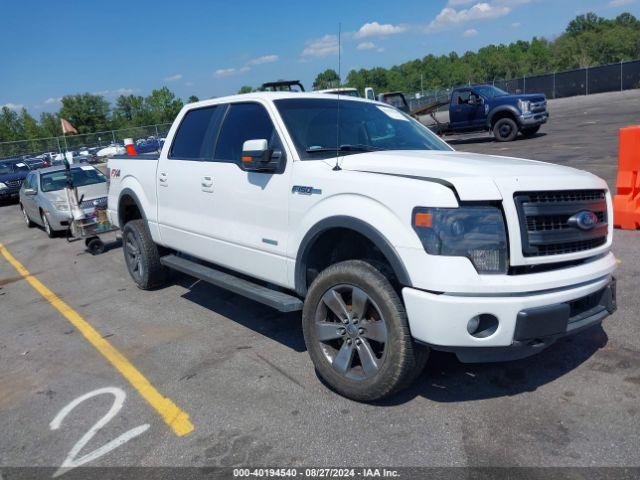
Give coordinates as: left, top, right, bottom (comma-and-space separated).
418, 84, 549, 142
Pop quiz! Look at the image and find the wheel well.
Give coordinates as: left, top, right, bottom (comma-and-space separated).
119, 194, 142, 226
303, 228, 399, 292
490, 110, 517, 128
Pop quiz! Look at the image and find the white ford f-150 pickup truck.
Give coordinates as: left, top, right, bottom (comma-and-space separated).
108, 92, 617, 401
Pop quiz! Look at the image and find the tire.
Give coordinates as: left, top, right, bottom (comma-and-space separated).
41, 210, 55, 238
521, 125, 541, 137
493, 117, 518, 142
122, 219, 168, 290
302, 259, 428, 402
86, 237, 105, 255
21, 204, 35, 228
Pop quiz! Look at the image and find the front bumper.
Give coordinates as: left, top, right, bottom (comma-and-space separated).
519, 111, 548, 126
0, 188, 20, 200
403, 275, 616, 363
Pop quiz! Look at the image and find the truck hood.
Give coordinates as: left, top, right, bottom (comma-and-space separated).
0, 171, 28, 183
496, 93, 545, 103
45, 182, 108, 204
339, 150, 603, 201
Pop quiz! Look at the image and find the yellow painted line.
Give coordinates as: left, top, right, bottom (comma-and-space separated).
0, 243, 194, 437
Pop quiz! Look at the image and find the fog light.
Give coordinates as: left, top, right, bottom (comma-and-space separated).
467, 314, 499, 338
467, 316, 480, 334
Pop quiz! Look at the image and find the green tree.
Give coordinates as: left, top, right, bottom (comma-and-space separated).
187, 95, 200, 103
39, 112, 61, 137
313, 69, 340, 90
145, 87, 183, 124
237, 86, 253, 94
113, 94, 151, 126
59, 93, 110, 134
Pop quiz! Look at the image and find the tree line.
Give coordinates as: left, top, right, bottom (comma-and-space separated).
0, 87, 199, 146
317, 12, 640, 93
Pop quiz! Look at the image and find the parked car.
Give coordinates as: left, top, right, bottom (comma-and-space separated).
23, 157, 50, 170
422, 84, 549, 141
108, 92, 616, 401
19, 164, 108, 237
0, 158, 31, 202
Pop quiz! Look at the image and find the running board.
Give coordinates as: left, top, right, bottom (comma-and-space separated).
160, 254, 303, 312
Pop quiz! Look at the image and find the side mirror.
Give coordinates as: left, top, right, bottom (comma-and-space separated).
24, 188, 37, 196
241, 139, 281, 173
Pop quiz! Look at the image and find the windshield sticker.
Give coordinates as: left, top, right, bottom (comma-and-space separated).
80, 166, 94, 171
16, 162, 26, 167
377, 106, 409, 121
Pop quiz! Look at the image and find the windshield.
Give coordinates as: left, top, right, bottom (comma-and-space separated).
473, 86, 509, 98
0, 161, 29, 175
40, 167, 106, 192
274, 98, 452, 160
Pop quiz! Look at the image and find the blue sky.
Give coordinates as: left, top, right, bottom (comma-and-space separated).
2, 0, 638, 114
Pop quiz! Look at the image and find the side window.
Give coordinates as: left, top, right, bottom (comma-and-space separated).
456, 91, 471, 105
25, 173, 36, 191
169, 106, 221, 161
214, 103, 281, 164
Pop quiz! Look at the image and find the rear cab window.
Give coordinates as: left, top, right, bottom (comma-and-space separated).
169, 106, 223, 161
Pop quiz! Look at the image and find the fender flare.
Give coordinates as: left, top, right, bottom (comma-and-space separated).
487, 105, 520, 128
117, 187, 147, 227
294, 216, 411, 296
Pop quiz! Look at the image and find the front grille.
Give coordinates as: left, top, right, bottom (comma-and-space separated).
5, 179, 22, 188
530, 100, 547, 113
80, 196, 107, 209
514, 190, 608, 257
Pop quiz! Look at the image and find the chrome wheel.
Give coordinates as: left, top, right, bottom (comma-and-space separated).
315, 284, 388, 381
22, 206, 30, 225
124, 230, 144, 282
42, 212, 52, 236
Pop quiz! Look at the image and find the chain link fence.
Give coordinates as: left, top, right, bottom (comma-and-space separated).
407, 58, 640, 112
0, 123, 172, 160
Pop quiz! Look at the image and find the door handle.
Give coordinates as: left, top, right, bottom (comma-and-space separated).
201, 176, 214, 192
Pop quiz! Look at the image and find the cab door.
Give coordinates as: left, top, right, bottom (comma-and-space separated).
450, 89, 474, 130
156, 104, 225, 254
202, 101, 291, 286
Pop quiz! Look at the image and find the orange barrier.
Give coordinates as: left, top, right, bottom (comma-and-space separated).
124, 137, 137, 156
613, 126, 640, 230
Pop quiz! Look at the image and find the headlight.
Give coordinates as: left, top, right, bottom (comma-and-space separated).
518, 99, 531, 113
412, 206, 508, 274
51, 200, 70, 212
0, 182, 7, 190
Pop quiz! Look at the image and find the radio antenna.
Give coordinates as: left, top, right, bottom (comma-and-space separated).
333, 22, 342, 171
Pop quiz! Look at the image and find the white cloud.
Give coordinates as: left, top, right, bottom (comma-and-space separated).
214, 68, 237, 78
164, 73, 183, 82
44, 97, 62, 105
301, 34, 339, 58
357, 41, 377, 50
247, 54, 279, 66
185, 81, 195, 87
426, 2, 511, 32
239, 66, 251, 73
609, 0, 635, 7
354, 21, 407, 39
2, 103, 23, 110
463, 28, 478, 37
511, 21, 521, 28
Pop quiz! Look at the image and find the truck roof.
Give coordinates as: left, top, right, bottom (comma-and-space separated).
187, 91, 379, 111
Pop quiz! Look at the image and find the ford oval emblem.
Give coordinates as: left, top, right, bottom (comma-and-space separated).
568, 210, 598, 230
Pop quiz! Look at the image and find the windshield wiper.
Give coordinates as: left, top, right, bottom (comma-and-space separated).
306, 144, 384, 154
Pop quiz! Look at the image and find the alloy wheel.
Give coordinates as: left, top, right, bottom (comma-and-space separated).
314, 284, 388, 381
124, 231, 144, 282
